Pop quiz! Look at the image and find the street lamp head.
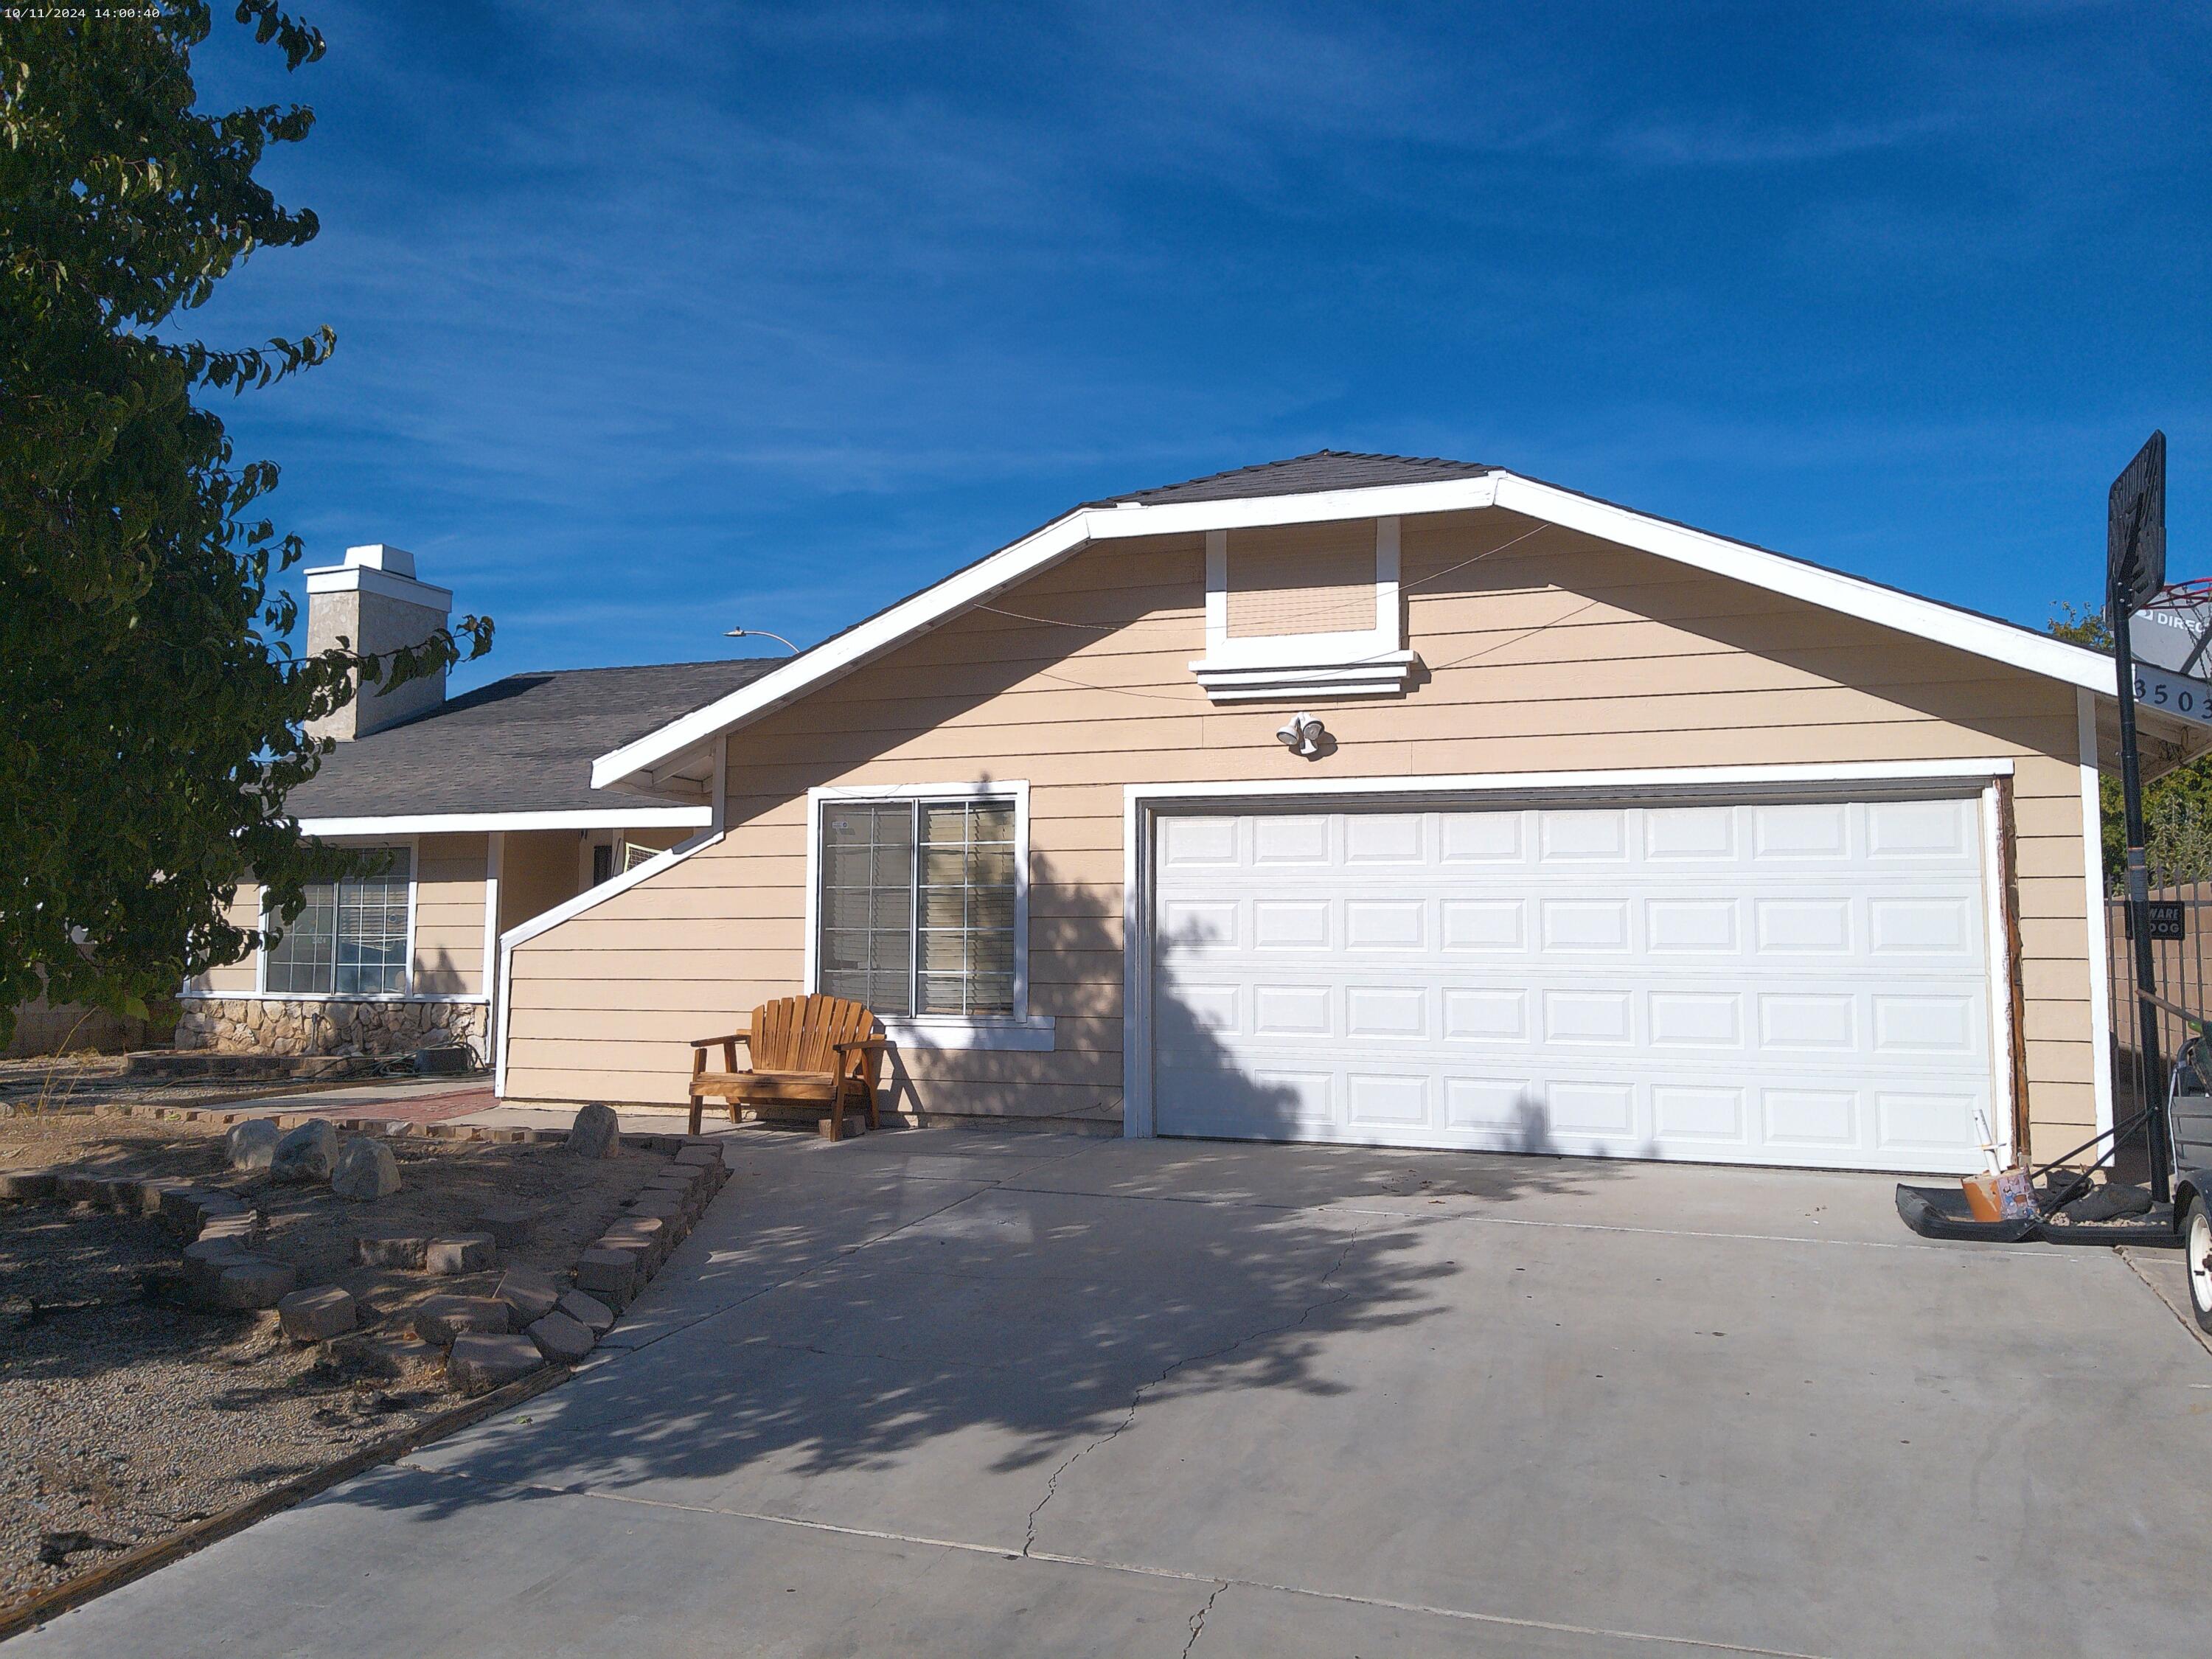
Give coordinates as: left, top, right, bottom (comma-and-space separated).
725, 627, 798, 654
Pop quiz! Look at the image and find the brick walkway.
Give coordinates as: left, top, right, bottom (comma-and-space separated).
333, 1088, 496, 1124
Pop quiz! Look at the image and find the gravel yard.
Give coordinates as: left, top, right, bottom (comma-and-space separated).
0, 1111, 675, 1607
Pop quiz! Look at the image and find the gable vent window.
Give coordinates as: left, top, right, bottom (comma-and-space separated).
819, 798, 1018, 1018
1192, 516, 1419, 703
262, 846, 412, 997
1225, 521, 1379, 638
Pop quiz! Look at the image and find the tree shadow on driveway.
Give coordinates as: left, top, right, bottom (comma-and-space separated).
355, 1132, 1624, 1528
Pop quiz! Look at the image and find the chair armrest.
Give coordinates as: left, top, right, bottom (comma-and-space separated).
832, 1037, 889, 1055
689, 1032, 751, 1050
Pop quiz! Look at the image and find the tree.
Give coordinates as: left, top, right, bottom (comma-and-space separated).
2048, 604, 2212, 888
0, 3, 492, 1046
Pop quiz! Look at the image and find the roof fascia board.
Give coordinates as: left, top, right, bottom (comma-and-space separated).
1488, 473, 2112, 695
591, 510, 1097, 790
296, 806, 712, 836
1085, 476, 1498, 538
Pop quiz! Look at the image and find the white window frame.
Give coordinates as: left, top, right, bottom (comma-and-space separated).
804, 780, 1054, 1052
254, 834, 421, 1003
1189, 517, 1418, 702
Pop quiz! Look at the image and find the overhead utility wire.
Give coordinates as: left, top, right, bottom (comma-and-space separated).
970, 521, 1595, 709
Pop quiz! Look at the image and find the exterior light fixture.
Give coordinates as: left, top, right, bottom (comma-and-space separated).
1276, 712, 1327, 759
725, 627, 798, 653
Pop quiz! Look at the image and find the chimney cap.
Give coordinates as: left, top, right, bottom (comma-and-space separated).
343, 543, 417, 578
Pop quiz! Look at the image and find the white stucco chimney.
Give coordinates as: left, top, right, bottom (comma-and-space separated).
302, 544, 455, 740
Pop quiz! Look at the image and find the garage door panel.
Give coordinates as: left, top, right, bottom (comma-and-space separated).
1151, 797, 1997, 1173
1253, 815, 1329, 864
1652, 1084, 1747, 1141
1253, 900, 1329, 950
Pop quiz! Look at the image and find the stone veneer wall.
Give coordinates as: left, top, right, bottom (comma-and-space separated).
175, 998, 487, 1061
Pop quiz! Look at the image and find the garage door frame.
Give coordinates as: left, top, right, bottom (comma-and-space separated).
1121, 758, 2020, 1168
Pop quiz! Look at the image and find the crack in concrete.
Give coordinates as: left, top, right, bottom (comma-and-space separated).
2116, 1244, 2212, 1357
1181, 1580, 1225, 1657
1021, 1223, 1368, 1558
391, 1461, 1831, 1656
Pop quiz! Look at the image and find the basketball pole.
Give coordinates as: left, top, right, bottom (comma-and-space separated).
2110, 507, 2173, 1206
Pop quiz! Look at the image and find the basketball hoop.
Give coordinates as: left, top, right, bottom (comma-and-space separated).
2137, 578, 2212, 613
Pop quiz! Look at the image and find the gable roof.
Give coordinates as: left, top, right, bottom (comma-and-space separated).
288, 658, 777, 831
590, 451, 2132, 796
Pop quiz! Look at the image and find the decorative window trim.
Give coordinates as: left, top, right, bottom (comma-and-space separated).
255, 836, 419, 1001
1190, 517, 1419, 703
803, 780, 1054, 1051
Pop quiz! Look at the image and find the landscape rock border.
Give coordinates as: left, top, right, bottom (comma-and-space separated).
382, 1121, 732, 1390
69, 1097, 717, 1156
1, 1107, 733, 1382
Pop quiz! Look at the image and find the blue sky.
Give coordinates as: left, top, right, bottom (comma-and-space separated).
189, 1, 2211, 694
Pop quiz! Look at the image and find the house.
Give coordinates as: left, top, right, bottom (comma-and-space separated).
487, 451, 2205, 1176
178, 543, 776, 1063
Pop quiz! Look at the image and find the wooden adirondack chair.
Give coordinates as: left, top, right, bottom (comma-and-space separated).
686, 994, 886, 1140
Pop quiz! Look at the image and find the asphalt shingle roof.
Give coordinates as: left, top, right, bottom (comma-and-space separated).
284, 658, 779, 820
1089, 450, 1495, 507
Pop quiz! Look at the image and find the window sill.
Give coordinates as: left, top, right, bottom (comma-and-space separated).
880, 1015, 1056, 1053
1189, 650, 1420, 704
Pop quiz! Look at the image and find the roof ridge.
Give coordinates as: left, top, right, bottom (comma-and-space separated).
1093, 448, 1493, 507
485, 656, 780, 680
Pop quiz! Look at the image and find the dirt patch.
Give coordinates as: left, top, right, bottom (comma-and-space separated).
0, 1112, 672, 1604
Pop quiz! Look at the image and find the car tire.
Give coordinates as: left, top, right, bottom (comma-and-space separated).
2185, 1192, 2212, 1335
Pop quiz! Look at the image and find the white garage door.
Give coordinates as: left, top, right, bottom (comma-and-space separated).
1149, 796, 1997, 1173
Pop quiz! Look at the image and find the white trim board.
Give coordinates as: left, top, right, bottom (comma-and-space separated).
1119, 759, 2020, 1142
1978, 779, 2020, 1166
297, 807, 711, 837
589, 467, 2118, 793
481, 830, 504, 1064
2077, 689, 2117, 1148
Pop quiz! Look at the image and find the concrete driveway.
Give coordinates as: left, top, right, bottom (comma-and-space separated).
17, 1130, 2211, 1658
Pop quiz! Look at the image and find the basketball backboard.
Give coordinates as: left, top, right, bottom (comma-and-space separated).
2108, 431, 2167, 619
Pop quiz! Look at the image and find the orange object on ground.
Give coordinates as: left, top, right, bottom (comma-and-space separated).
1961, 1166, 2037, 1222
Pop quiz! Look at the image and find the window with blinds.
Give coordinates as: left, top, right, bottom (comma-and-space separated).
263, 847, 412, 996
819, 798, 1018, 1018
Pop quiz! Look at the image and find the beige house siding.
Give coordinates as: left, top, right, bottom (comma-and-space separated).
498, 830, 580, 934
501, 508, 2101, 1162
411, 834, 488, 995
195, 885, 264, 995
